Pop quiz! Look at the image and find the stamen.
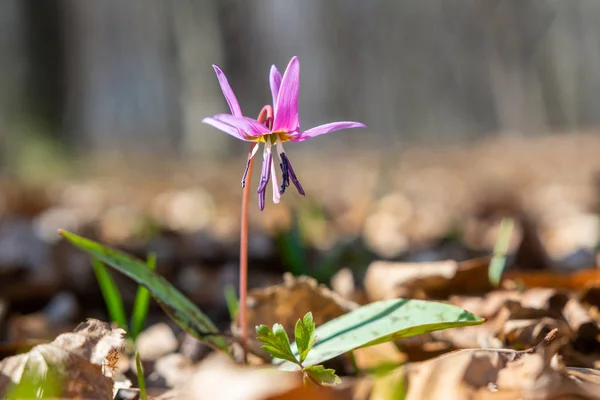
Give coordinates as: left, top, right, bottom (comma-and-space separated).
257, 142, 273, 211
279, 153, 305, 196
241, 143, 259, 188
270, 160, 281, 204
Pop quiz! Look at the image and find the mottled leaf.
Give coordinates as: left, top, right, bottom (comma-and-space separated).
276, 298, 484, 370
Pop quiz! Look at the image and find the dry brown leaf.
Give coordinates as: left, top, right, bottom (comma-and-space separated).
563, 298, 600, 353
0, 319, 124, 399
350, 342, 407, 372
264, 385, 351, 400
499, 318, 571, 350
136, 323, 178, 361
175, 353, 301, 400
330, 268, 368, 305
405, 330, 600, 400
236, 273, 357, 357
365, 257, 492, 301
504, 268, 600, 291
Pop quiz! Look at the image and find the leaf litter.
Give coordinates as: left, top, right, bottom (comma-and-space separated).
2, 138, 600, 398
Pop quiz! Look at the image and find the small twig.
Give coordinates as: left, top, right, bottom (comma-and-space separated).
522, 328, 558, 354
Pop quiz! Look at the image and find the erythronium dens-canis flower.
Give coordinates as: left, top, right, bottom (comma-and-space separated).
203, 56, 367, 210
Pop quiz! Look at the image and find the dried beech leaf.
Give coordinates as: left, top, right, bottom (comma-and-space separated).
0, 319, 124, 399
239, 273, 358, 356
176, 353, 300, 400
365, 257, 492, 301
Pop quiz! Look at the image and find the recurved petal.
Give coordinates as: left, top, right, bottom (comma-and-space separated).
294, 121, 367, 142
212, 65, 243, 117
214, 114, 271, 137
270, 65, 282, 109
202, 117, 251, 141
272, 57, 300, 134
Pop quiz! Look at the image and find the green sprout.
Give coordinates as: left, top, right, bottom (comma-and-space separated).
256, 312, 341, 386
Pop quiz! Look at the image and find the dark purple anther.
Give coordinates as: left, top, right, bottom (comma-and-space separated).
241, 158, 251, 188
279, 153, 305, 196
256, 151, 272, 211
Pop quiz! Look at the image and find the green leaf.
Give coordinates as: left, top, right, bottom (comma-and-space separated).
303, 365, 341, 386
129, 252, 157, 340
59, 230, 228, 353
256, 324, 298, 364
489, 218, 515, 287
91, 257, 128, 330
135, 351, 147, 400
294, 312, 316, 363
275, 298, 484, 370
223, 284, 239, 321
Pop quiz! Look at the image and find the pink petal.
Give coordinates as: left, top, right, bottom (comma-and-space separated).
202, 117, 251, 141
270, 65, 282, 109
272, 57, 300, 134
214, 114, 270, 137
212, 65, 243, 117
294, 121, 367, 142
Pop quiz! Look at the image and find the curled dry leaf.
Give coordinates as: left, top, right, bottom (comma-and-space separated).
405, 330, 600, 400
364, 257, 492, 301
407, 285, 600, 367
0, 318, 125, 399
503, 267, 600, 291
563, 298, 600, 353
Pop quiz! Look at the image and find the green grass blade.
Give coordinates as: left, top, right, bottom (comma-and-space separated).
223, 284, 239, 321
276, 211, 307, 276
488, 218, 515, 287
129, 252, 157, 340
135, 351, 147, 400
91, 257, 128, 330
59, 230, 229, 352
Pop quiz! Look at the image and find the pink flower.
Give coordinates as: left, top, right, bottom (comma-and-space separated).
203, 57, 366, 210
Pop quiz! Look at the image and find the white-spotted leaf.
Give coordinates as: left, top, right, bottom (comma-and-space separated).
275, 298, 484, 370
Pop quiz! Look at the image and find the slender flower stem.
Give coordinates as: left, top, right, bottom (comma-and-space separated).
239, 108, 271, 362
239, 144, 254, 363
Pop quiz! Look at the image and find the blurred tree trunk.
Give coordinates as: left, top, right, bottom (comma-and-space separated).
0, 0, 27, 172
62, 0, 182, 156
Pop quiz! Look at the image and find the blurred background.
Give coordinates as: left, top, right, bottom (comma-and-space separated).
3, 1, 600, 163
1, 0, 600, 338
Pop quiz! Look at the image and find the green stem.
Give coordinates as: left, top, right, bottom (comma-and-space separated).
348, 350, 361, 376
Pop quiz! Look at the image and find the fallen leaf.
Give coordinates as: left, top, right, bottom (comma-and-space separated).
504, 267, 600, 291
364, 257, 492, 301
350, 342, 407, 373
176, 353, 300, 400
0, 319, 125, 399
405, 330, 600, 400
136, 323, 179, 361
238, 273, 358, 357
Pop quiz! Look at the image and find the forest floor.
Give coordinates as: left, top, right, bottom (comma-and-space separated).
1, 133, 600, 399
